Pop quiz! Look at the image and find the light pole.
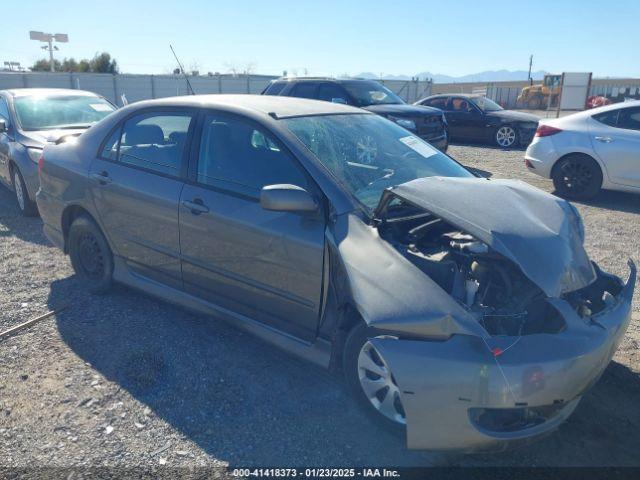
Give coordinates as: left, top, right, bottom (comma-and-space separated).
29, 31, 68, 72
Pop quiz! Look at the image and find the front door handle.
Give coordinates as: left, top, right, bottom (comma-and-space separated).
595, 136, 613, 143
182, 198, 210, 215
90, 171, 113, 185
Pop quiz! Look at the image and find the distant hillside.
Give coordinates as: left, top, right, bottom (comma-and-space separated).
357, 70, 547, 83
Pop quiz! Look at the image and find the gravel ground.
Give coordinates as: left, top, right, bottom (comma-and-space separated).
0, 143, 639, 469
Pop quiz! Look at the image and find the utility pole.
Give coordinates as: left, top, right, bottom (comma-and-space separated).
527, 54, 533, 85
29, 31, 69, 72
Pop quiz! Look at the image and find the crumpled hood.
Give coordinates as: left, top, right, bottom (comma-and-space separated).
20, 128, 88, 147
387, 176, 596, 297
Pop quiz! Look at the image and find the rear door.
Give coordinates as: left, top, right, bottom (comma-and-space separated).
590, 106, 640, 188
89, 108, 196, 288
178, 112, 326, 341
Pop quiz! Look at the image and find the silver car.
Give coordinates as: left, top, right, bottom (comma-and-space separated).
0, 88, 115, 215
37, 95, 635, 451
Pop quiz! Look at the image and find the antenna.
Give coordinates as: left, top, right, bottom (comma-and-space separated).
169, 44, 195, 95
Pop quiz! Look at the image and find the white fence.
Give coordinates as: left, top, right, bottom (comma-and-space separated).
0, 72, 433, 106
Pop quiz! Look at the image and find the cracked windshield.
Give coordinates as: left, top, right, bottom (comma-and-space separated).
284, 113, 473, 210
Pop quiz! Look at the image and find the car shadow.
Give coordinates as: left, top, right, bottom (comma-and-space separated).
0, 185, 49, 247
48, 275, 640, 467
568, 189, 640, 215
47, 276, 439, 467
449, 140, 528, 152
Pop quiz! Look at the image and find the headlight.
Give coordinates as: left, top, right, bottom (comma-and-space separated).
389, 116, 416, 130
26, 147, 43, 163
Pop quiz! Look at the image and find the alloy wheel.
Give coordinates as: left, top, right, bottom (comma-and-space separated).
14, 171, 25, 212
496, 126, 517, 147
357, 340, 406, 425
559, 159, 593, 194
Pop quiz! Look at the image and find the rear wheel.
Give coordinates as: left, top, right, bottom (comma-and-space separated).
527, 96, 543, 110
68, 216, 114, 293
552, 154, 603, 200
343, 322, 406, 433
11, 167, 38, 217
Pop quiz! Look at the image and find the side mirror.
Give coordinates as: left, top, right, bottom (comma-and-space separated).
331, 97, 347, 105
260, 184, 318, 213
0, 119, 7, 133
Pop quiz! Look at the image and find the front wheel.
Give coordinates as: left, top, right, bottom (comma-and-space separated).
552, 154, 603, 200
12, 167, 38, 217
343, 322, 406, 433
68, 215, 114, 293
495, 125, 518, 148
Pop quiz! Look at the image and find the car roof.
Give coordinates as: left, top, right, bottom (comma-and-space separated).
272, 77, 379, 84
426, 93, 483, 99
123, 94, 365, 118
1, 88, 102, 98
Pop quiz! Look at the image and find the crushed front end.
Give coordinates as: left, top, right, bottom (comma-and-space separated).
342, 176, 636, 451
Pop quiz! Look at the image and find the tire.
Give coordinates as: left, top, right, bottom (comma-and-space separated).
68, 215, 114, 294
495, 125, 518, 148
343, 322, 406, 434
552, 154, 603, 200
11, 166, 38, 217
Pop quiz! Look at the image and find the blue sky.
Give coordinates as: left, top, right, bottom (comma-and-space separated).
4, 0, 639, 78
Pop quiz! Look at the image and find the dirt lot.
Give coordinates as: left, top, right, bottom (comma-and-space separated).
0, 143, 638, 469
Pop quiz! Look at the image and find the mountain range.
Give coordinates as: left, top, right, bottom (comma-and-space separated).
356, 70, 547, 83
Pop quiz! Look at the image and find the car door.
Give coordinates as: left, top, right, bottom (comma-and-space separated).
446, 97, 485, 141
89, 109, 196, 289
178, 112, 326, 341
0, 95, 13, 186
590, 106, 640, 188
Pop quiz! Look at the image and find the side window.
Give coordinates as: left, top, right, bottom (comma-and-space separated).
263, 82, 287, 96
317, 83, 349, 104
0, 98, 10, 125
593, 110, 619, 127
425, 98, 447, 109
100, 127, 121, 160
451, 98, 472, 112
289, 82, 319, 99
118, 113, 193, 176
617, 107, 640, 131
197, 115, 308, 193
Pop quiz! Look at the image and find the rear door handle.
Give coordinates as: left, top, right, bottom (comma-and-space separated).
90, 171, 113, 185
181, 198, 210, 215
595, 136, 613, 143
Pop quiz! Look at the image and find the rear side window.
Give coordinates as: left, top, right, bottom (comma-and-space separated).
263, 82, 287, 95
617, 107, 640, 131
317, 83, 349, 103
197, 115, 308, 193
100, 128, 121, 160
117, 113, 193, 176
424, 97, 447, 109
593, 110, 619, 127
289, 82, 319, 99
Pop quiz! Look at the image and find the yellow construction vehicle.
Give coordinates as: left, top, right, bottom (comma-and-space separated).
517, 74, 562, 109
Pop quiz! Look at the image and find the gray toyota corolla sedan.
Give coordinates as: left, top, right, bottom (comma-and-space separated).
0, 88, 115, 215
37, 95, 635, 451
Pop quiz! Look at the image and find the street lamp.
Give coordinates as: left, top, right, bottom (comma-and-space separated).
29, 31, 69, 72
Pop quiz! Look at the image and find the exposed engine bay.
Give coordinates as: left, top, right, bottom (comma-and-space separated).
378, 201, 622, 337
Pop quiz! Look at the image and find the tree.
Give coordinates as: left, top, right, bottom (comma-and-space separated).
89, 52, 118, 74
31, 58, 61, 71
31, 52, 118, 73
